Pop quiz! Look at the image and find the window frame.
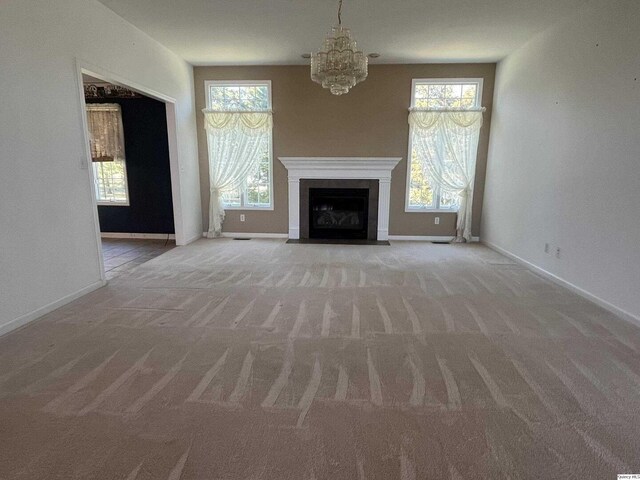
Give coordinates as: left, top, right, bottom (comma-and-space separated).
87, 103, 131, 207
405, 78, 483, 213
204, 80, 274, 211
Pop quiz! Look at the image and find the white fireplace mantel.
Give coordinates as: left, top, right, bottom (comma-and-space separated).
278, 157, 402, 241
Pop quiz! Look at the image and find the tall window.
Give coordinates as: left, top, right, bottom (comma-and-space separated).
205, 81, 273, 209
406, 79, 482, 211
86, 104, 129, 205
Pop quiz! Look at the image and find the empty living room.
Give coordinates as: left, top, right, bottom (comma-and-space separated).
1, 0, 640, 478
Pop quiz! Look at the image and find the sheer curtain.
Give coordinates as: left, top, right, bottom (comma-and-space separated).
203, 110, 272, 237
408, 109, 484, 242
86, 104, 125, 162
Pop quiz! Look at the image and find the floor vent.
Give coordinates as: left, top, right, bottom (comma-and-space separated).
233, 238, 251, 241
431, 241, 451, 244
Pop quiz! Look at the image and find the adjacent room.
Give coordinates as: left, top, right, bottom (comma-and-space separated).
1, 0, 638, 478
83, 75, 177, 278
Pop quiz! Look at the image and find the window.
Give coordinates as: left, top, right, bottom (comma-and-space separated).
205, 81, 273, 209
86, 104, 129, 205
406, 78, 482, 211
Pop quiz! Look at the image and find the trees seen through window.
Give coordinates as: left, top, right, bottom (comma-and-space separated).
206, 82, 272, 209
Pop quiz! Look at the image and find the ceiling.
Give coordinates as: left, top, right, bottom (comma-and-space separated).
97, 0, 592, 65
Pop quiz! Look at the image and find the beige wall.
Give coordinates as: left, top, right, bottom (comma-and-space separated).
194, 64, 495, 236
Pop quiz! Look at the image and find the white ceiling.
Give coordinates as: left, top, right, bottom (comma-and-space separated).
97, 0, 592, 65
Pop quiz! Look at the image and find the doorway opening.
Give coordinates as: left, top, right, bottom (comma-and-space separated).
78, 68, 181, 280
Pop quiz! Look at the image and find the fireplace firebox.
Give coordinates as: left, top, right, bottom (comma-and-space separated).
309, 188, 369, 239
299, 179, 379, 241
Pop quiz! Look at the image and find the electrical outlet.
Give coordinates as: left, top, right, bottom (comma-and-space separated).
544, 243, 550, 254
240, 214, 245, 222
434, 217, 440, 225
555, 247, 561, 259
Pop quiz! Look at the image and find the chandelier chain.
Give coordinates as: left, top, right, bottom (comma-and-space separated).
337, 0, 343, 25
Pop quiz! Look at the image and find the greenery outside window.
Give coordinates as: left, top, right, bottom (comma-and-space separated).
406, 79, 482, 211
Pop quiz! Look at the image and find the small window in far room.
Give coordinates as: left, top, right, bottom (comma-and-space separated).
86, 103, 129, 205
205, 81, 272, 209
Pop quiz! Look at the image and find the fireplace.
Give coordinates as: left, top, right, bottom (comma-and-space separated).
299, 179, 379, 241
309, 188, 369, 239
278, 157, 402, 241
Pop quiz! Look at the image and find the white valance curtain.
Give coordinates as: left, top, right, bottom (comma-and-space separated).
86, 104, 125, 162
203, 110, 272, 237
408, 108, 484, 242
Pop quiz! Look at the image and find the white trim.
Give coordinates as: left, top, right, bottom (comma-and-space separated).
0, 280, 106, 338
163, 102, 187, 245
75, 59, 187, 246
78, 59, 177, 104
483, 240, 640, 326
389, 235, 480, 242
223, 204, 275, 212
75, 61, 107, 283
279, 157, 402, 174
100, 232, 175, 240
202, 231, 288, 239
405, 208, 459, 214
278, 157, 402, 241
96, 201, 130, 207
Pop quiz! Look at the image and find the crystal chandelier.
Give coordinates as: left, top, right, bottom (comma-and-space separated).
310, 0, 368, 95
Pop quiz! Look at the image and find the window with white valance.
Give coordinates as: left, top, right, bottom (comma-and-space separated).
406, 79, 484, 241
204, 81, 273, 237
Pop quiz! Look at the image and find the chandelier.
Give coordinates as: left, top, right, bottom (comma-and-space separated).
310, 0, 368, 95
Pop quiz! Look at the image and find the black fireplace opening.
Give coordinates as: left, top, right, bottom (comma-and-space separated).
309, 188, 369, 239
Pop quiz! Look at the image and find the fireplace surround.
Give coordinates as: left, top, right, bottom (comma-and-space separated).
278, 157, 401, 241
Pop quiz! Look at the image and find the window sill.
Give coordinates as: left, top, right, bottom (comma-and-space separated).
97, 202, 130, 207
223, 205, 274, 211
405, 208, 458, 214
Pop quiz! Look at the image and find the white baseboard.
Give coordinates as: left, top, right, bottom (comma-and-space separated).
202, 232, 480, 242
483, 240, 640, 326
101, 232, 175, 240
389, 235, 480, 242
202, 232, 289, 239
222, 232, 288, 239
0, 279, 106, 338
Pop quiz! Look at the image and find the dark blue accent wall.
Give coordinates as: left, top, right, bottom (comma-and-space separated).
87, 96, 175, 234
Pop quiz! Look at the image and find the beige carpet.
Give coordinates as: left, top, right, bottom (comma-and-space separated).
1, 239, 640, 479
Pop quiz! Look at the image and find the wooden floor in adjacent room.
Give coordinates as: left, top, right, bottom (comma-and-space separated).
1, 239, 639, 479
102, 238, 175, 280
